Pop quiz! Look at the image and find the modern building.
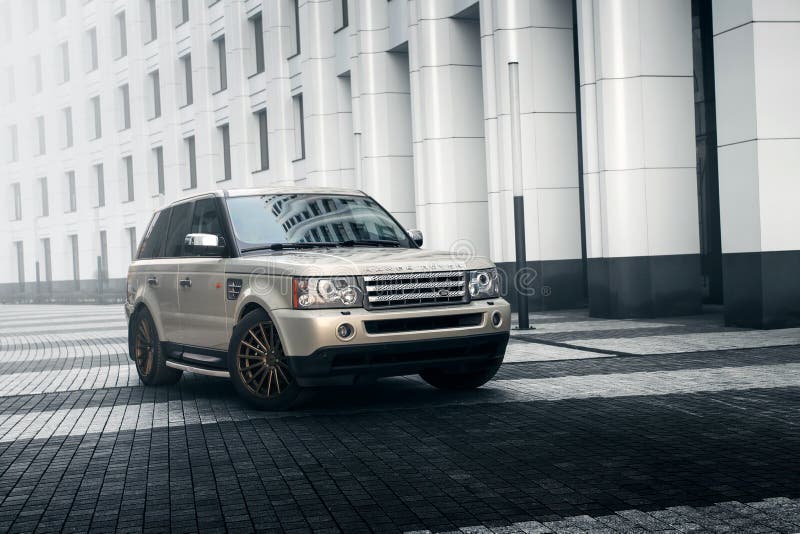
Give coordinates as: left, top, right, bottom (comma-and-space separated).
1, 0, 798, 328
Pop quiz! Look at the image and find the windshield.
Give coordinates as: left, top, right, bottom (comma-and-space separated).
226, 194, 413, 250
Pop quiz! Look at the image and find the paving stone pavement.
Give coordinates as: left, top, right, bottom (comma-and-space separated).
0, 305, 799, 533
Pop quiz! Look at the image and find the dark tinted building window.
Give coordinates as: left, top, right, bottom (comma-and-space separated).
139, 209, 170, 259
164, 202, 193, 256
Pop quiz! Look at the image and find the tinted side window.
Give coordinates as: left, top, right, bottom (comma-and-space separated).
164, 202, 194, 257
190, 198, 223, 238
138, 210, 170, 259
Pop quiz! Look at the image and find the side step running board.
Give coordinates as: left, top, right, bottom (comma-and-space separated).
166, 360, 230, 378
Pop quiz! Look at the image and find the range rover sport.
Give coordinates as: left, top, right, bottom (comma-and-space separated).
125, 188, 510, 409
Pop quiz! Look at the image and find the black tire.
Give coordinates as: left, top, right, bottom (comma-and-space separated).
129, 307, 182, 386
227, 308, 301, 410
419, 358, 503, 390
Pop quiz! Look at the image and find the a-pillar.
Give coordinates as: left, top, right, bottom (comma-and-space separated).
713, 0, 800, 328
577, 0, 702, 318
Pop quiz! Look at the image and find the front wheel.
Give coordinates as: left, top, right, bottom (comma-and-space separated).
419, 359, 503, 390
228, 309, 301, 410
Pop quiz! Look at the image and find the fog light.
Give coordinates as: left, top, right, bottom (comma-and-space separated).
336, 322, 355, 341
491, 311, 503, 328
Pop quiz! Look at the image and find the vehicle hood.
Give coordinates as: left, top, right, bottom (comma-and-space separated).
227, 247, 496, 277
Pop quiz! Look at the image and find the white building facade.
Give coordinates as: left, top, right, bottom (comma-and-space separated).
1, 0, 798, 329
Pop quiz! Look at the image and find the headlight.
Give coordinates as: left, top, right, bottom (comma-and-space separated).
292, 276, 363, 309
468, 268, 499, 299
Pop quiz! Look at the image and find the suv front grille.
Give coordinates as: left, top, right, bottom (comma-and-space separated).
363, 271, 467, 309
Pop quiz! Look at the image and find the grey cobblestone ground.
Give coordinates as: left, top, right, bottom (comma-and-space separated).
0, 305, 799, 533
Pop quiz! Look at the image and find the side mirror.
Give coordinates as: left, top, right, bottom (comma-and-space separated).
407, 229, 423, 247
185, 233, 226, 256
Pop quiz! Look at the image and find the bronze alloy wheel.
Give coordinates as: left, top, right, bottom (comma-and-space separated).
236, 321, 293, 399
134, 318, 154, 376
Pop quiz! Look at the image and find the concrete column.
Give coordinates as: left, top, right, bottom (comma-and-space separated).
355, 1, 416, 228
481, 0, 583, 310
408, 1, 488, 253
713, 0, 800, 328
577, 0, 701, 318
301, 0, 353, 187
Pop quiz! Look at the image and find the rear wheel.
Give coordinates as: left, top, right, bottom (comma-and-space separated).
130, 307, 182, 386
228, 309, 301, 410
419, 359, 502, 390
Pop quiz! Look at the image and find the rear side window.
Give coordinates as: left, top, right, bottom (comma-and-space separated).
138, 209, 170, 259
164, 202, 194, 257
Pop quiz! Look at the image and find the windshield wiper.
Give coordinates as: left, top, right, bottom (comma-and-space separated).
339, 239, 401, 248
241, 242, 338, 253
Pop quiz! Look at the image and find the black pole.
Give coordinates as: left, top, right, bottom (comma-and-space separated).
508, 61, 530, 330
513, 195, 529, 329
572, 0, 589, 301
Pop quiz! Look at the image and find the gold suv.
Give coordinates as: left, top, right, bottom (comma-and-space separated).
125, 188, 510, 409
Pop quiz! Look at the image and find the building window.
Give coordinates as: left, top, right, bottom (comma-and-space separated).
85, 27, 98, 72
1, 3, 12, 45
289, 0, 300, 57
15, 241, 25, 289
250, 13, 264, 74
41, 238, 52, 285
99, 230, 108, 281
65, 171, 77, 212
28, 0, 39, 33
62, 107, 73, 148
118, 83, 131, 130
32, 55, 43, 93
176, 0, 189, 26
89, 95, 102, 139
11, 182, 22, 220
184, 135, 197, 189
35, 116, 46, 156
115, 11, 127, 58
127, 227, 137, 261
54, 0, 67, 19
7, 124, 18, 162
4, 66, 15, 104
180, 54, 193, 106
335, 0, 348, 30
293, 93, 305, 160
58, 42, 70, 83
94, 163, 105, 207
217, 123, 231, 181
153, 146, 165, 194
38, 177, 49, 216
255, 108, 269, 171
123, 155, 134, 201
145, 0, 157, 42
148, 70, 161, 118
70, 234, 79, 287
214, 35, 227, 92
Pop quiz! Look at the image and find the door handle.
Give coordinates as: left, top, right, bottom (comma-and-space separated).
179, 278, 192, 288
147, 276, 158, 286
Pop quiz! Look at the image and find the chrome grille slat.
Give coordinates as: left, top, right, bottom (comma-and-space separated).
363, 271, 467, 309
368, 290, 466, 302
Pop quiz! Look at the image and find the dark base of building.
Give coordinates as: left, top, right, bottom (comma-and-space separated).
496, 259, 587, 312
587, 254, 703, 319
0, 279, 126, 304
722, 250, 800, 329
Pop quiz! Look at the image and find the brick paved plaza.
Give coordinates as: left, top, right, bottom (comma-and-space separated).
0, 305, 799, 533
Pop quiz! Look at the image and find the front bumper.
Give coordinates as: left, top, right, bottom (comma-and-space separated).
271, 298, 510, 357
287, 331, 509, 386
